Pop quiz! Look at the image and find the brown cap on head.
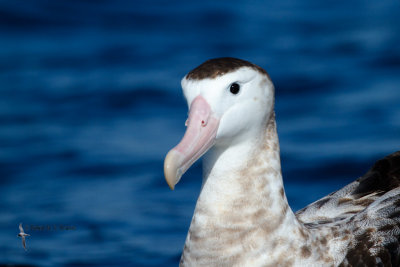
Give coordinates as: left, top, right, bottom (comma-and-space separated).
185, 57, 270, 80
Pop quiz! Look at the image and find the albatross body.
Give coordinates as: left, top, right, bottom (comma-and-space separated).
164, 57, 400, 266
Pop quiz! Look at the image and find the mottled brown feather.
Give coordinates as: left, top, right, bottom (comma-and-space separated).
297, 151, 400, 266
352, 151, 400, 197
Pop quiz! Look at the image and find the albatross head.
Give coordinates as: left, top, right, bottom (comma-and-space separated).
164, 57, 275, 189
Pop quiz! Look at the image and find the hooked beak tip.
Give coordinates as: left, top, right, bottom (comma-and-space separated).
164, 150, 183, 190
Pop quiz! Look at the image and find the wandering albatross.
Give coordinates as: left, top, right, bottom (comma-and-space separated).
164, 57, 400, 266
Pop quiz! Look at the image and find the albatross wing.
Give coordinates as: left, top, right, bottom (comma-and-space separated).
296, 151, 400, 266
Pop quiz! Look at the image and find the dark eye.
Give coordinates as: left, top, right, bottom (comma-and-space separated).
229, 83, 240, 95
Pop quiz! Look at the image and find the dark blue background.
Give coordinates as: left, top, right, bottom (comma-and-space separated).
0, 0, 399, 266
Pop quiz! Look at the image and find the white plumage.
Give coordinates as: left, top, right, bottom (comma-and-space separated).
164, 58, 400, 266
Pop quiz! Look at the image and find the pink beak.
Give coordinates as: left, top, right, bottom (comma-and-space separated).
164, 95, 220, 190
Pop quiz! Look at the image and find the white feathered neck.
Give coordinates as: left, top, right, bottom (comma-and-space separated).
180, 114, 334, 266
169, 58, 400, 267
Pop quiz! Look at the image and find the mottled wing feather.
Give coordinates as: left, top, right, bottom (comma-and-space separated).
296, 151, 400, 225
19, 223, 24, 233
296, 151, 400, 266
338, 188, 400, 266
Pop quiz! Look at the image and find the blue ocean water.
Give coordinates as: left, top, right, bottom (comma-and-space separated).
0, 0, 399, 266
